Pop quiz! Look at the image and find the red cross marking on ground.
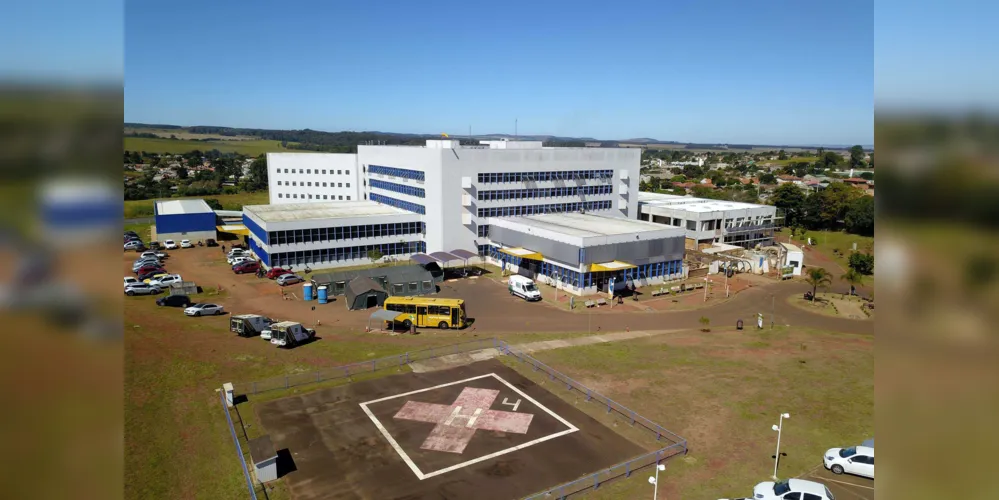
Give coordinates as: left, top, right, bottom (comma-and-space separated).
393, 387, 534, 454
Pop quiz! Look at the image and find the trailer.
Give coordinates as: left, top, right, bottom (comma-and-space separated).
229, 314, 274, 338
266, 321, 316, 348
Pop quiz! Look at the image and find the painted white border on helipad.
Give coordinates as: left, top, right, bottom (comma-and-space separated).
359, 372, 579, 480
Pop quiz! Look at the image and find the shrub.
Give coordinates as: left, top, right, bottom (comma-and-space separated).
699, 316, 710, 332
848, 252, 875, 275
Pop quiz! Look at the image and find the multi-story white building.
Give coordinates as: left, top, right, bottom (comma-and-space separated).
636, 191, 779, 249
248, 140, 688, 295
267, 153, 360, 203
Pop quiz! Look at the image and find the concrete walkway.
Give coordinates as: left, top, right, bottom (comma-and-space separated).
409, 329, 685, 373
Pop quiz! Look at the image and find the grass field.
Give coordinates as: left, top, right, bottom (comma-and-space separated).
124, 222, 152, 242
504, 328, 874, 499
124, 192, 270, 218
125, 137, 300, 156
794, 229, 875, 285
763, 156, 820, 166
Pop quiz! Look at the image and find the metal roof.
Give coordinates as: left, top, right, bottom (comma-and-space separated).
155, 199, 213, 216
449, 249, 478, 260
429, 251, 461, 263
248, 435, 275, 462
310, 264, 435, 287
409, 254, 438, 265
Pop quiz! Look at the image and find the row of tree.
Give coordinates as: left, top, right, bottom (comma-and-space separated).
771, 182, 874, 236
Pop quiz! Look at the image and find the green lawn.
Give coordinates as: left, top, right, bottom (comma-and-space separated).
124, 222, 152, 241
125, 137, 302, 156
794, 229, 875, 284
124, 191, 270, 218
502, 328, 873, 499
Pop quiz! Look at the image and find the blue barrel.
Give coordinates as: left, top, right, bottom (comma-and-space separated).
303, 283, 313, 301
317, 286, 328, 304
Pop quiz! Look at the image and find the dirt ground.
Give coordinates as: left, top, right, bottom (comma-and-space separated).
250, 359, 643, 500
142, 246, 874, 338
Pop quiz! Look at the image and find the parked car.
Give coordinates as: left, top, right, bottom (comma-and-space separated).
233, 261, 261, 274
148, 274, 183, 288
824, 445, 874, 478
125, 283, 160, 296
266, 267, 290, 279
124, 230, 138, 238
230, 256, 253, 266
184, 303, 224, 316
137, 269, 168, 282
124, 240, 144, 251
180, 239, 193, 248
140, 251, 168, 260
124, 277, 140, 288
276, 273, 304, 286
206, 239, 218, 247
142, 273, 169, 284
132, 259, 160, 271
226, 251, 248, 264
156, 294, 192, 307
148, 241, 160, 250
163, 240, 178, 249
751, 479, 835, 500
136, 266, 166, 278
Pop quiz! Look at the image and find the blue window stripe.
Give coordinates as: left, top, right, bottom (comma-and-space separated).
477, 170, 613, 183
477, 185, 613, 201
370, 193, 426, 215
368, 165, 425, 182
477, 200, 612, 218
370, 179, 426, 198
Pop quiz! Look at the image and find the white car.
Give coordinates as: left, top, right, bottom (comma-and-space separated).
148, 274, 183, 288
260, 328, 273, 341
124, 277, 140, 288
824, 445, 874, 478
163, 240, 178, 249
141, 250, 167, 260
125, 283, 160, 296
228, 255, 252, 265
184, 303, 224, 316
180, 239, 193, 248
751, 479, 835, 500
124, 240, 144, 250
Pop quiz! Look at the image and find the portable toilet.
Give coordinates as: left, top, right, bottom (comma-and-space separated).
303, 282, 313, 301
317, 285, 328, 304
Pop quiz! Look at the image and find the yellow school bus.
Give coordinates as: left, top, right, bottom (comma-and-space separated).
383, 297, 467, 329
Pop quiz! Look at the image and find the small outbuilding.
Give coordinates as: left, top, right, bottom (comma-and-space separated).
344, 277, 389, 310
310, 264, 438, 298
248, 435, 278, 483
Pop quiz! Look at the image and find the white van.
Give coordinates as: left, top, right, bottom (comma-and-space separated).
508, 275, 542, 301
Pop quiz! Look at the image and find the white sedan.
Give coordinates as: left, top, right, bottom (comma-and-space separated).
125, 283, 161, 296
148, 274, 183, 288
184, 303, 224, 317
751, 479, 835, 500
824, 445, 874, 478
124, 277, 140, 288
163, 240, 178, 249
180, 239, 193, 248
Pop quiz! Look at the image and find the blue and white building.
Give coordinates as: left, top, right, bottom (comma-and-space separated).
153, 199, 218, 242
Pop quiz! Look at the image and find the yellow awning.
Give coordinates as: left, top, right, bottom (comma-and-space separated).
216, 224, 250, 236
589, 261, 637, 272
498, 247, 543, 260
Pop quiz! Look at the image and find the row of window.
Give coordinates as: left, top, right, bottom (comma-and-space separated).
264, 222, 424, 245
477, 200, 612, 218
477, 170, 614, 183
385, 303, 454, 316
477, 185, 613, 201
370, 193, 426, 215
277, 168, 350, 175
486, 245, 683, 288
277, 193, 351, 201
369, 179, 425, 198
269, 241, 426, 268
477, 225, 489, 237
276, 180, 350, 188
367, 164, 425, 182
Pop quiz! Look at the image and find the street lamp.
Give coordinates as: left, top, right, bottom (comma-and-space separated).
771, 412, 790, 479
648, 463, 666, 500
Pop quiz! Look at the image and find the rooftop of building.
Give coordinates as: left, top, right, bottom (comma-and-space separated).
243, 201, 408, 223
155, 198, 214, 216
637, 191, 773, 212
490, 212, 684, 247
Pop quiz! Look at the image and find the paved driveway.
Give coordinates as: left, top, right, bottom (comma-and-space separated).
801, 465, 875, 500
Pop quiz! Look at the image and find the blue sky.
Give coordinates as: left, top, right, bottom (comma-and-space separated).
122, 0, 873, 145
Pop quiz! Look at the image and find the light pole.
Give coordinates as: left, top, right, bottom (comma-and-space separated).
770, 294, 775, 329
648, 463, 666, 500
771, 412, 790, 479
703, 276, 709, 302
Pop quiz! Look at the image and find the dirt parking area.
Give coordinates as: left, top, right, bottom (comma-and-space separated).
250, 359, 643, 500
800, 466, 875, 500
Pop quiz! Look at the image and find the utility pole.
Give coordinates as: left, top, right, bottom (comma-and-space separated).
771, 294, 775, 329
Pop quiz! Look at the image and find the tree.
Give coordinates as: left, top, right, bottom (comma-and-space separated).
760, 172, 776, 185
203, 198, 224, 210
848, 252, 875, 275
771, 183, 807, 227
698, 316, 710, 332
849, 145, 865, 168
859, 171, 874, 180
247, 155, 268, 191
818, 151, 844, 169
816, 182, 860, 229
778, 149, 788, 160
804, 267, 832, 301
841, 269, 864, 296
173, 166, 188, 180
367, 249, 384, 265
844, 196, 875, 236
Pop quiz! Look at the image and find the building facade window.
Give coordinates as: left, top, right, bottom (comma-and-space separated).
369, 179, 426, 198
347, 196, 351, 200
266, 221, 424, 246
269, 241, 427, 268
278, 193, 283, 198
476, 200, 612, 218
477, 225, 489, 237
477, 185, 612, 201
477, 170, 613, 183
368, 164, 425, 181
369, 193, 426, 215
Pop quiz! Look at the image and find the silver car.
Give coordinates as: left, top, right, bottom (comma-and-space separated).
125, 283, 160, 296
276, 274, 303, 286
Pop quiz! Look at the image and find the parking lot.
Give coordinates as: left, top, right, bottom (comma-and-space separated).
800, 465, 875, 500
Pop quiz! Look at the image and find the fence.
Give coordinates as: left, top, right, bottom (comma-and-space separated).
499, 342, 688, 499
221, 338, 687, 500
218, 389, 258, 500
230, 338, 499, 397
